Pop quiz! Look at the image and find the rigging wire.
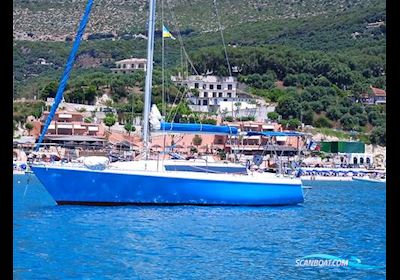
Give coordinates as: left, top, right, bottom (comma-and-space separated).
213, 0, 232, 77
161, 0, 167, 162
34, 0, 94, 151
165, 0, 199, 75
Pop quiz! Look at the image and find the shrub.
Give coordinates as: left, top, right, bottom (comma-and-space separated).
313, 116, 332, 128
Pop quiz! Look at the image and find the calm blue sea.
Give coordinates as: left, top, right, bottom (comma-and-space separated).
13, 174, 386, 279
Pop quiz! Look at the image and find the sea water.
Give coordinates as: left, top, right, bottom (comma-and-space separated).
13, 174, 386, 279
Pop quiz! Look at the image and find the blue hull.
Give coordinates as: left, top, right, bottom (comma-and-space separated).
31, 166, 304, 206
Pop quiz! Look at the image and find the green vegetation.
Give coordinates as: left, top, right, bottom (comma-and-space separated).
24, 122, 34, 135
12, 0, 385, 145
192, 135, 203, 147
13, 100, 45, 124
267, 112, 279, 121
369, 126, 386, 146
124, 123, 135, 136
313, 128, 352, 140
313, 116, 332, 128
104, 114, 116, 131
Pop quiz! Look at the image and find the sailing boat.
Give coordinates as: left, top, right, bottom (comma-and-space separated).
30, 0, 305, 206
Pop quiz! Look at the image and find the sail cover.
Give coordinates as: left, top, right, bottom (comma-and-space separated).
159, 122, 238, 135
246, 131, 305, 137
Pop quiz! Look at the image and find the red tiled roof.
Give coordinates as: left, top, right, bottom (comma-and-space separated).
370, 86, 386, 96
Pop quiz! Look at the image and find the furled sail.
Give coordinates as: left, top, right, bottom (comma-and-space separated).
149, 104, 238, 135
159, 122, 238, 135
246, 131, 305, 137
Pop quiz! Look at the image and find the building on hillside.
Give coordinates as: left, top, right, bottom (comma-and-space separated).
171, 75, 253, 112
111, 58, 147, 74
318, 141, 378, 167
370, 86, 386, 104
358, 86, 386, 105
28, 110, 108, 153
346, 153, 374, 166
32, 110, 104, 139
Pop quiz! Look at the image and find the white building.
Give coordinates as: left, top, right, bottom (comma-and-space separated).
172, 75, 238, 106
345, 153, 374, 166
111, 58, 147, 74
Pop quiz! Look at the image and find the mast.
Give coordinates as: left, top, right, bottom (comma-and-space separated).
142, 0, 157, 160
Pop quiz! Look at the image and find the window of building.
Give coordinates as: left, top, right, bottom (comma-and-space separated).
213, 92, 217, 97
131, 64, 135, 68
122, 64, 126, 68
204, 92, 208, 98
223, 99, 228, 101
219, 92, 223, 98
203, 84, 207, 89
228, 84, 232, 90
210, 84, 214, 90
203, 100, 208, 105
227, 92, 232, 98
194, 83, 199, 89
217, 84, 222, 90
198, 100, 201, 105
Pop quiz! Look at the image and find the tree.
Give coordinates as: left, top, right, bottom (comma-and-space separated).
40, 81, 58, 100
192, 135, 203, 147
275, 96, 301, 119
84, 85, 97, 104
313, 116, 332, 128
104, 115, 116, 131
349, 103, 364, 115
340, 113, 356, 130
369, 126, 386, 146
302, 110, 314, 125
124, 122, 135, 136
267, 111, 279, 120
309, 101, 324, 113
326, 106, 342, 121
355, 113, 368, 126
224, 116, 234, 122
286, 118, 301, 130
25, 122, 34, 136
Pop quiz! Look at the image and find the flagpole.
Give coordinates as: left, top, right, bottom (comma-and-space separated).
162, 0, 167, 163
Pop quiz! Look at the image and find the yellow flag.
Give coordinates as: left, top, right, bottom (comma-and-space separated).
162, 25, 176, 39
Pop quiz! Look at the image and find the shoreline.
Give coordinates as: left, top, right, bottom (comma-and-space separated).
301, 176, 353, 181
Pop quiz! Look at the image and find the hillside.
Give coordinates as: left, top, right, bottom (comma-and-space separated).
13, 0, 385, 85
13, 0, 386, 145
13, 0, 382, 41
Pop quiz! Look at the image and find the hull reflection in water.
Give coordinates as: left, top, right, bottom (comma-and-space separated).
31, 164, 304, 206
